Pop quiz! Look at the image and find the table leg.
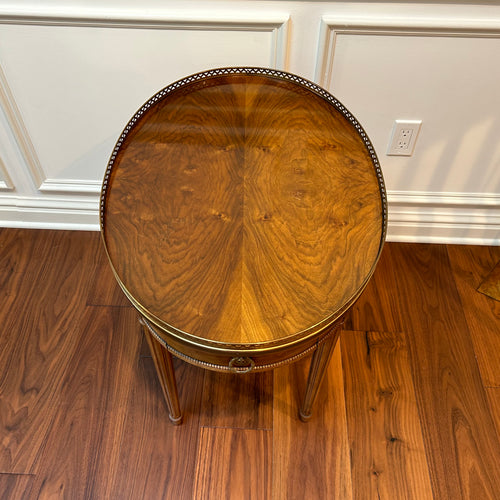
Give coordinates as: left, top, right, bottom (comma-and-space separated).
299, 324, 341, 422
142, 322, 183, 425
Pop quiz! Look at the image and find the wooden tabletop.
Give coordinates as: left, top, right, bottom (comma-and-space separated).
101, 68, 386, 351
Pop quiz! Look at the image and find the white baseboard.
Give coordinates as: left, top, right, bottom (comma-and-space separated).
0, 191, 499, 245
387, 191, 500, 245
0, 196, 99, 231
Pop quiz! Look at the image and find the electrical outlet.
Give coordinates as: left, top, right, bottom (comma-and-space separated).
387, 120, 422, 156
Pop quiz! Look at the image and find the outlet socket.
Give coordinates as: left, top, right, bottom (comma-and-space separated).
387, 120, 422, 156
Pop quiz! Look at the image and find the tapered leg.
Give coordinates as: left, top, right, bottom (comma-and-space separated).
299, 324, 341, 422
142, 322, 183, 425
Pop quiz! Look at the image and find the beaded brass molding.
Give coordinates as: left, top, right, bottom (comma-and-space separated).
140, 316, 344, 373
127, 285, 353, 352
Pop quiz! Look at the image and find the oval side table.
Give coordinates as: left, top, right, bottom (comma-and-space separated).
100, 67, 387, 424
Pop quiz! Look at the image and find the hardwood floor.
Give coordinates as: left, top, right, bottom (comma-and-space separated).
1, 228, 499, 499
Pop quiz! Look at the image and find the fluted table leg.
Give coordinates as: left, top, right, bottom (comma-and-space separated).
142, 321, 183, 425
299, 323, 342, 422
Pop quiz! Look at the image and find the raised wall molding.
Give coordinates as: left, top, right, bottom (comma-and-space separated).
0, 6, 290, 196
315, 11, 500, 88
0, 6, 289, 69
0, 154, 14, 191
39, 179, 104, 195
0, 64, 45, 190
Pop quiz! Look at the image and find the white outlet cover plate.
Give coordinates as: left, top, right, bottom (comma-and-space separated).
387, 120, 422, 156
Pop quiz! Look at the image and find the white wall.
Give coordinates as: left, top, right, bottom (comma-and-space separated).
1, 1, 499, 244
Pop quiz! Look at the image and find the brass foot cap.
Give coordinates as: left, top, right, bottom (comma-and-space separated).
169, 414, 183, 425
299, 410, 312, 423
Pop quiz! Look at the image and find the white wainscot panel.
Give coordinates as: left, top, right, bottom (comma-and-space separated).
315, 9, 500, 244
0, 10, 289, 200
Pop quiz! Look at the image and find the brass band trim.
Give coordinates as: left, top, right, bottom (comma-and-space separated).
140, 315, 343, 373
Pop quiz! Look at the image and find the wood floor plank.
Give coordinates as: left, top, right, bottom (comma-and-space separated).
485, 388, 500, 441
0, 230, 101, 473
27, 306, 142, 498
447, 245, 500, 387
0, 230, 35, 362
0, 230, 101, 337
477, 261, 500, 301
0, 473, 34, 498
342, 330, 433, 500
0, 228, 58, 278
0, 227, 36, 281
193, 427, 271, 500
107, 356, 205, 500
200, 370, 273, 430
3, 229, 500, 500
0, 229, 59, 336
388, 243, 500, 499
345, 244, 403, 333
272, 344, 352, 500
86, 238, 130, 307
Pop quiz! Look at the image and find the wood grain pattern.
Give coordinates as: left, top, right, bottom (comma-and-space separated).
200, 370, 273, 430
342, 330, 433, 499
0, 228, 64, 274
447, 245, 500, 387
0, 227, 36, 284
345, 245, 403, 333
27, 306, 141, 498
0, 473, 34, 499
87, 238, 130, 307
388, 243, 500, 499
193, 427, 271, 500
102, 71, 385, 349
0, 228, 37, 357
485, 388, 500, 440
0, 230, 101, 473
272, 345, 352, 500
104, 357, 205, 500
477, 260, 500, 301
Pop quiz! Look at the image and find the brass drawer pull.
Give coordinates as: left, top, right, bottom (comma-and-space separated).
229, 356, 255, 373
